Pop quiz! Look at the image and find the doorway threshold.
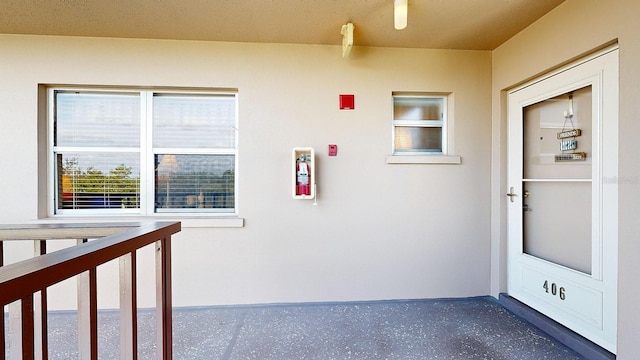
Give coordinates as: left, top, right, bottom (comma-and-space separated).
499, 293, 615, 360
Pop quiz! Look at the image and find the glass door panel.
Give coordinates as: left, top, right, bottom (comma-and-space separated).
523, 86, 592, 180
523, 181, 591, 274
522, 85, 592, 274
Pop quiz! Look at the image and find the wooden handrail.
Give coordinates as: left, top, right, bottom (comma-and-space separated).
0, 222, 134, 241
0, 221, 181, 360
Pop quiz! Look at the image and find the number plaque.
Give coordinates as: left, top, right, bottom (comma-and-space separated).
543, 280, 566, 300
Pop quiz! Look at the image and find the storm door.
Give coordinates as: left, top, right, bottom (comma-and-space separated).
507, 47, 618, 353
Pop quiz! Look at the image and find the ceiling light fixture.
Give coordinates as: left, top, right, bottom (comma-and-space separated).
394, 0, 408, 30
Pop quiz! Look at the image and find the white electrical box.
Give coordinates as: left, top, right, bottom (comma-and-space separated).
292, 147, 315, 199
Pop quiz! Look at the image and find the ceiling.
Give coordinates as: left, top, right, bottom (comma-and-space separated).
0, 0, 564, 50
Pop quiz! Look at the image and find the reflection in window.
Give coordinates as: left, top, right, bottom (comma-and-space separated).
57, 153, 140, 210
155, 154, 234, 211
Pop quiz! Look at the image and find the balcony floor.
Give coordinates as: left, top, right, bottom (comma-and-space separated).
6, 296, 584, 359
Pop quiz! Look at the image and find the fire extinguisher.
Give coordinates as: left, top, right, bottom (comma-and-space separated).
296, 156, 311, 195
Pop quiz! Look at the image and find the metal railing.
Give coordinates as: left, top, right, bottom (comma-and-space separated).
0, 221, 181, 360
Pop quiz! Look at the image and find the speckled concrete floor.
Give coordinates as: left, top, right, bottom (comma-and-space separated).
6, 297, 584, 359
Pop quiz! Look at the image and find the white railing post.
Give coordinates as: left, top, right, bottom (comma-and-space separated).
119, 252, 137, 360
8, 301, 22, 360
33, 240, 47, 360
77, 239, 91, 360
155, 237, 172, 360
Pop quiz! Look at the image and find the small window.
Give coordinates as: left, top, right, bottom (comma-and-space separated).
392, 95, 446, 154
50, 88, 237, 216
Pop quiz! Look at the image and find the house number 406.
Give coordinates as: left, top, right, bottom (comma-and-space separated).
543, 280, 566, 300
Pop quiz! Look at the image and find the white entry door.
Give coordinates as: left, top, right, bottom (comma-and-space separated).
507, 47, 618, 353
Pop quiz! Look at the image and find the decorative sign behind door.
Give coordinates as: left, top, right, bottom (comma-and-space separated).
555, 94, 586, 162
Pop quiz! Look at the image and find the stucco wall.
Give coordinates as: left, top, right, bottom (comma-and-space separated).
491, 0, 640, 357
0, 36, 492, 308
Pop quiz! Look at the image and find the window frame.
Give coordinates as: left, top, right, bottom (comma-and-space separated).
392, 94, 448, 155
47, 86, 239, 217
387, 92, 460, 165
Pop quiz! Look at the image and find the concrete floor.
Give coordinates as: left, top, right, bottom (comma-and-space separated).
6, 297, 584, 359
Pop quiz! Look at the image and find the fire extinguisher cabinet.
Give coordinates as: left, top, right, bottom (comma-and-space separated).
293, 147, 315, 199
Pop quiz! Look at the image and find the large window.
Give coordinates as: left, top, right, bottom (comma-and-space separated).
392, 95, 447, 154
51, 88, 237, 216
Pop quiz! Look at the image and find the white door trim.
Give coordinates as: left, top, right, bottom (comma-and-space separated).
507, 46, 618, 353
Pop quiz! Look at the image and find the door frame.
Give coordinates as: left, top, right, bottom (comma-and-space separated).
506, 46, 618, 353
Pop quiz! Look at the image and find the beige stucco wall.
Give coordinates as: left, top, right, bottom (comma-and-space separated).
491, 0, 640, 357
0, 35, 492, 307
3, 0, 638, 355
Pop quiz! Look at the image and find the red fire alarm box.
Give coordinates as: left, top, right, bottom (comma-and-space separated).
339, 94, 355, 110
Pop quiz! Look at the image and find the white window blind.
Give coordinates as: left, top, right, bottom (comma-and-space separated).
54, 91, 141, 210
152, 93, 236, 149
55, 91, 140, 147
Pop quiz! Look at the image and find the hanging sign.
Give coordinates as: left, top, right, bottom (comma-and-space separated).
555, 152, 586, 161
557, 129, 582, 139
555, 95, 585, 162
560, 138, 577, 151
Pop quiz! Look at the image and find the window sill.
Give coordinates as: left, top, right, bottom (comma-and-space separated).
180, 217, 244, 228
386, 155, 462, 164
33, 216, 245, 228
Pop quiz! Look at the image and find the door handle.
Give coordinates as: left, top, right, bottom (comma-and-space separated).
507, 187, 517, 202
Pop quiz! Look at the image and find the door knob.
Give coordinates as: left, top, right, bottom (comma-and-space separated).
507, 187, 517, 202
